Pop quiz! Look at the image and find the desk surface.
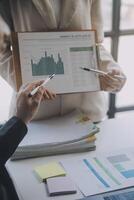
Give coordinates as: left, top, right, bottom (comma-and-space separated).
7, 114, 134, 200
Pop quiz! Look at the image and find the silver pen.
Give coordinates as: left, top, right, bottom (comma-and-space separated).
29, 74, 55, 97
80, 67, 125, 80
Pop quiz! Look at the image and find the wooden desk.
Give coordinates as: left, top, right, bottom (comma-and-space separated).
7, 114, 134, 200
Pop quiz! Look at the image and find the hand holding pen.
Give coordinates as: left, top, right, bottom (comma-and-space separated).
80, 67, 125, 79
29, 74, 55, 97
81, 67, 126, 92
16, 80, 56, 123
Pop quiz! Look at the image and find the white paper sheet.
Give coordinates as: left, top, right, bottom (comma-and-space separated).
61, 148, 134, 196
19, 110, 97, 146
17, 31, 100, 93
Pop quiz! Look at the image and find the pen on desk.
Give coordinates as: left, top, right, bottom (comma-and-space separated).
29, 74, 55, 97
80, 67, 125, 80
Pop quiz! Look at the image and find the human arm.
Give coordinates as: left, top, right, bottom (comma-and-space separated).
0, 117, 27, 165
0, 81, 56, 164
91, 0, 126, 93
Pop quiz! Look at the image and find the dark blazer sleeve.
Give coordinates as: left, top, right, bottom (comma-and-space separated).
0, 117, 27, 164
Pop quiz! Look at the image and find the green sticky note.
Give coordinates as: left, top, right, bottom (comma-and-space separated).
34, 162, 66, 181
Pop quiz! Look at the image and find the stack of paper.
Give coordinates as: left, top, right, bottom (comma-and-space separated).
11, 110, 99, 160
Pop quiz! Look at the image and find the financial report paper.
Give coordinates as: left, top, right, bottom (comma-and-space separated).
61, 148, 134, 196
17, 31, 100, 93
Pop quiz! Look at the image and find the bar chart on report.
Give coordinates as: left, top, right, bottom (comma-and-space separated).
61, 149, 134, 196
17, 31, 100, 93
31, 51, 65, 76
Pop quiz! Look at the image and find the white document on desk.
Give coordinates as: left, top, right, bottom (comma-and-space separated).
19, 110, 96, 146
61, 148, 134, 197
12, 110, 98, 160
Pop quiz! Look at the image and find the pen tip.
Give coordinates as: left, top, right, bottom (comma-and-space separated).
50, 74, 55, 79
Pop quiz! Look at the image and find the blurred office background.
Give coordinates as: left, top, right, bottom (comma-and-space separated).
0, 0, 134, 122
103, 0, 134, 119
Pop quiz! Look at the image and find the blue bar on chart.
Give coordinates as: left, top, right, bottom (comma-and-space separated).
107, 154, 130, 164
121, 169, 134, 178
83, 159, 110, 188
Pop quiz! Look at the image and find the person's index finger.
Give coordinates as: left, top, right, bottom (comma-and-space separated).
38, 86, 45, 95
24, 80, 44, 93
31, 80, 45, 88
105, 73, 115, 79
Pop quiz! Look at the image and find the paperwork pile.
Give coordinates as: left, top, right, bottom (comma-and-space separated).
11, 110, 99, 160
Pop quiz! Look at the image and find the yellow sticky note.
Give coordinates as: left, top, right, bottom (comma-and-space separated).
34, 162, 66, 181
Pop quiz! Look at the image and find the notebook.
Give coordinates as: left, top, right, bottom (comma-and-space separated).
46, 176, 77, 196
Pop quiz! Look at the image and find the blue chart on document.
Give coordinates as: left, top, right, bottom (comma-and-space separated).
61, 148, 134, 197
